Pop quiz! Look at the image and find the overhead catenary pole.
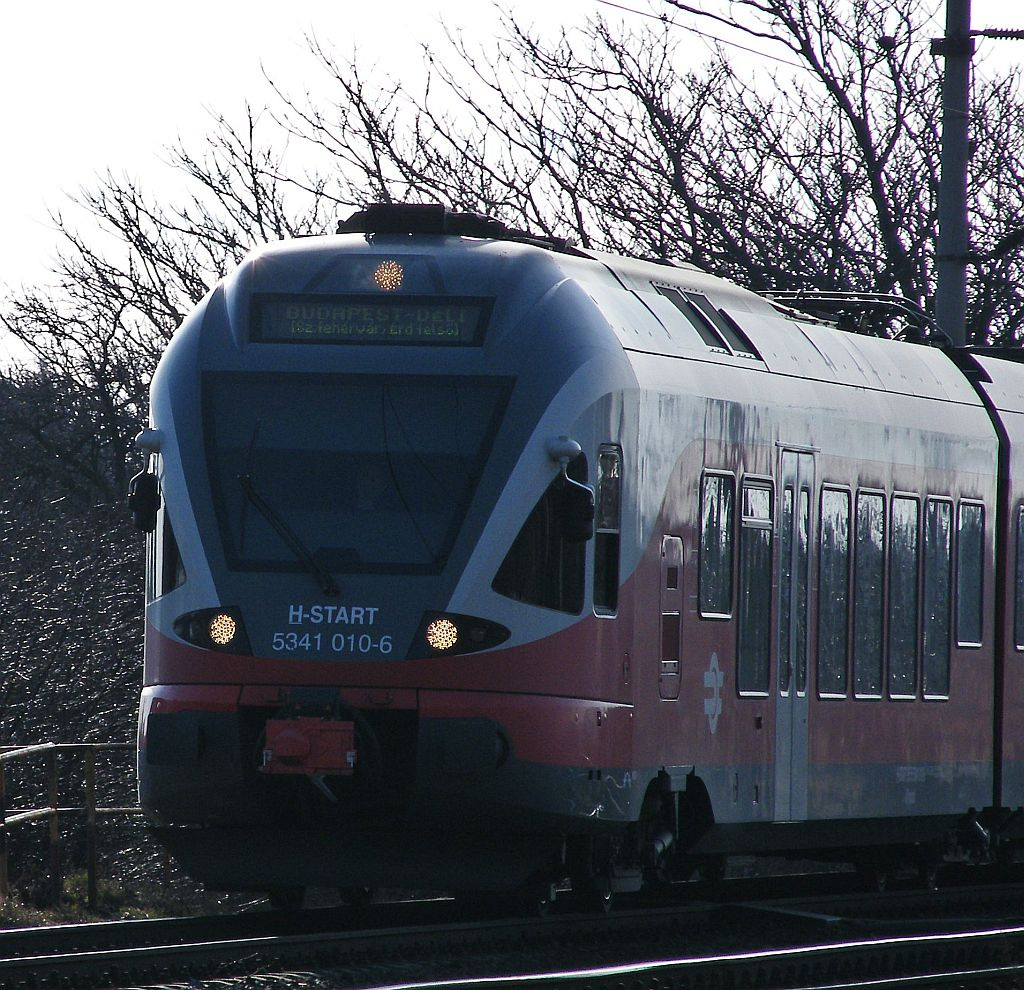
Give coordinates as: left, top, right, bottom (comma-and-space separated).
932, 0, 974, 347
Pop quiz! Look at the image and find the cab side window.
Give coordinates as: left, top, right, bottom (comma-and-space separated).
493, 457, 588, 614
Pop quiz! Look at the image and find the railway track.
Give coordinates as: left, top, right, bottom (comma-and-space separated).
5, 877, 1024, 989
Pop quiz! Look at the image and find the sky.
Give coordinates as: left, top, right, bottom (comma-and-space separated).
0, 0, 591, 294
1, 0, 1022, 365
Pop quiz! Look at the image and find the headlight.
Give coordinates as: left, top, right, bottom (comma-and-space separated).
173, 607, 251, 654
409, 611, 510, 659
425, 617, 459, 652
208, 612, 238, 647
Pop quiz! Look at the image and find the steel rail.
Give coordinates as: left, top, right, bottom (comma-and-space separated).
5, 901, 1024, 990
354, 923, 1024, 990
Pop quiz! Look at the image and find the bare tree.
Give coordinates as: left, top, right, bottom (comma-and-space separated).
262, 0, 1024, 342
0, 107, 338, 497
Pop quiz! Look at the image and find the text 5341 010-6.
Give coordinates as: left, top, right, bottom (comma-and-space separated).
270, 631, 394, 655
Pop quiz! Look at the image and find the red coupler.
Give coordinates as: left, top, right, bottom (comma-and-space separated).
261, 717, 356, 776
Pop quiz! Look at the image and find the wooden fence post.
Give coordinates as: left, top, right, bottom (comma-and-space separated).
0, 763, 8, 904
0, 743, 138, 910
46, 750, 61, 905
85, 749, 98, 911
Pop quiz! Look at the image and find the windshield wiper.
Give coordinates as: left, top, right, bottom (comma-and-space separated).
238, 474, 340, 596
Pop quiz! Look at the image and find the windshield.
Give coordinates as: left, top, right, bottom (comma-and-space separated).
204, 373, 511, 574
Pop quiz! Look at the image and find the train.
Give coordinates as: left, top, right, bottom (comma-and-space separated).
129, 202, 1024, 908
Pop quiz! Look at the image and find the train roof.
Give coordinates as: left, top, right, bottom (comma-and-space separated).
229, 204, 998, 409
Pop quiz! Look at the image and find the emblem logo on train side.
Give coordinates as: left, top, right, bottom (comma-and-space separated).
704, 653, 724, 734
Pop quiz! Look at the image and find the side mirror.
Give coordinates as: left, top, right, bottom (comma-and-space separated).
560, 478, 595, 543
127, 470, 161, 533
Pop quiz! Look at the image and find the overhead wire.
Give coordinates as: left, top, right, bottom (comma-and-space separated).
591, 0, 1024, 109
593, 0, 809, 70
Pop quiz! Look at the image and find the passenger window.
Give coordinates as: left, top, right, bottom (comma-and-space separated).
738, 482, 772, 695
1016, 506, 1024, 650
956, 501, 984, 647
888, 496, 919, 698
853, 491, 885, 698
593, 446, 622, 615
778, 485, 809, 695
699, 473, 735, 617
817, 488, 850, 697
796, 488, 810, 693
492, 456, 587, 614
923, 498, 952, 698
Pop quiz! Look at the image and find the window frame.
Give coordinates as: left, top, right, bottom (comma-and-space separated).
954, 499, 985, 649
492, 455, 589, 615
737, 476, 774, 698
922, 495, 954, 701
887, 492, 921, 701
593, 444, 623, 617
698, 470, 736, 620
1015, 504, 1024, 652
852, 488, 887, 700
816, 485, 852, 700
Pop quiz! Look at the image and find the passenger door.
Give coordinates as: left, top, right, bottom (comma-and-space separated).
774, 449, 814, 821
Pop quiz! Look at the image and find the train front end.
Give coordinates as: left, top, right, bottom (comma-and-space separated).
133, 214, 638, 895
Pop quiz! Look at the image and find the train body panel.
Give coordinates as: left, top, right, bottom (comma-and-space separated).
134, 206, 1024, 897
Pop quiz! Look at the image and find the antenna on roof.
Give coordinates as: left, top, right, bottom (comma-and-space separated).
336, 203, 583, 255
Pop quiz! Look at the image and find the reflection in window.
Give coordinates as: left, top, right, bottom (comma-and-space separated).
888, 496, 919, 698
796, 488, 809, 694
818, 489, 850, 696
493, 456, 587, 614
738, 483, 772, 694
779, 487, 793, 694
594, 446, 622, 615
699, 474, 735, 616
854, 492, 885, 697
204, 373, 509, 574
956, 502, 984, 646
779, 486, 810, 696
924, 498, 952, 697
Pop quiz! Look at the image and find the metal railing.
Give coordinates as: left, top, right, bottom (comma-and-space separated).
0, 743, 140, 909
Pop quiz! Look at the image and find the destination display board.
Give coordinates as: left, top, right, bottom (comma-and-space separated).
251, 294, 491, 345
